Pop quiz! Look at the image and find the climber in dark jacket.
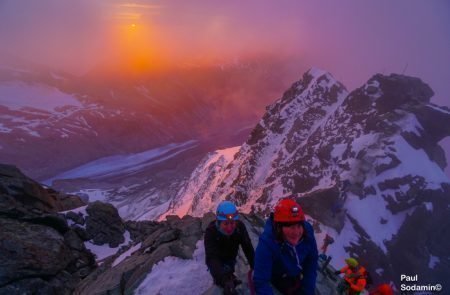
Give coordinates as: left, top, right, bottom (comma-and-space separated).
253, 198, 318, 295
204, 201, 255, 295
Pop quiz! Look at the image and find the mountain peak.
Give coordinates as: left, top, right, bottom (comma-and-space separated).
162, 69, 450, 286
351, 73, 435, 114
305, 66, 332, 79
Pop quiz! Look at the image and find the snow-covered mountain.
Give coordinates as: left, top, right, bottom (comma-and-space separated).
0, 55, 300, 181
164, 68, 450, 286
0, 61, 182, 180
46, 140, 201, 221
46, 130, 251, 221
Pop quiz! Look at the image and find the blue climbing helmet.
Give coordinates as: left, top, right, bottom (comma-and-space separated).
216, 201, 239, 221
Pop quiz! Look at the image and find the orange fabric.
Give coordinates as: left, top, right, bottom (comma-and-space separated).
370, 284, 394, 295
339, 265, 367, 292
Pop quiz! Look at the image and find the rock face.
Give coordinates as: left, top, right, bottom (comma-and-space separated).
164, 69, 450, 288
0, 164, 85, 216
1, 218, 71, 283
0, 163, 348, 294
0, 164, 96, 294
85, 201, 125, 247
74, 214, 208, 295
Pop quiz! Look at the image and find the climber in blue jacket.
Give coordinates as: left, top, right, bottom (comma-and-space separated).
253, 198, 318, 295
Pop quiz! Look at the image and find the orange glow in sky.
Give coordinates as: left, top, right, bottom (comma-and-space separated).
106, 20, 169, 75
82, 2, 177, 75
0, 0, 448, 105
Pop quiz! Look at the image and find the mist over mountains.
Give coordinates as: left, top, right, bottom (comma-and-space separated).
0, 55, 301, 180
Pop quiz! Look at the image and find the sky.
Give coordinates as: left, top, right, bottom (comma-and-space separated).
0, 0, 449, 171
0, 1, 448, 100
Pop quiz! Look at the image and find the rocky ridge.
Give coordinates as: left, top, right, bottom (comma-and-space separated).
0, 164, 94, 294
0, 163, 353, 294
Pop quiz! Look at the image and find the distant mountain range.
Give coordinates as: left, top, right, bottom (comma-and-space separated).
0, 54, 301, 180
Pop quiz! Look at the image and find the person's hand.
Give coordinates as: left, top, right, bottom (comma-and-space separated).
221, 273, 237, 294
223, 278, 237, 295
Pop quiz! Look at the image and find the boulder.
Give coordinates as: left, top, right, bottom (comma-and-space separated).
85, 201, 125, 247
0, 164, 86, 217
0, 218, 72, 286
66, 211, 85, 226
0, 165, 96, 294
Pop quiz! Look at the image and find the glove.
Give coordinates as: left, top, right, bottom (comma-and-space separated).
334, 270, 341, 275
234, 278, 242, 286
337, 280, 350, 293
220, 273, 236, 292
223, 279, 237, 295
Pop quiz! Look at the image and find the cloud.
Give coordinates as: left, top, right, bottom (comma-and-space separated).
115, 3, 162, 10
0, 0, 448, 106
112, 12, 142, 20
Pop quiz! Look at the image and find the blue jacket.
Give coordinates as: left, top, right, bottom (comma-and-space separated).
253, 216, 318, 295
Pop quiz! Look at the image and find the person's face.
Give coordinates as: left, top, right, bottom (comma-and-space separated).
220, 220, 237, 235
282, 223, 304, 246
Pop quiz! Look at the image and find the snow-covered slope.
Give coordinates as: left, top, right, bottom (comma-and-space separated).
134, 240, 212, 295
46, 140, 199, 221
0, 63, 180, 180
160, 146, 240, 220
48, 135, 251, 221
45, 140, 198, 183
0, 81, 82, 111
163, 68, 450, 286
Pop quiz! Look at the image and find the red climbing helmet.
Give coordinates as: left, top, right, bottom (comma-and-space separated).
274, 198, 305, 223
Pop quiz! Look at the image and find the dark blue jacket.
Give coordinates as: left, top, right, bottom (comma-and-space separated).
253, 216, 318, 295
204, 220, 255, 284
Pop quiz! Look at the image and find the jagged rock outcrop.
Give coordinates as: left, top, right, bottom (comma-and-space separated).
74, 214, 210, 295
125, 220, 159, 242
0, 164, 85, 217
163, 69, 450, 289
0, 164, 346, 294
0, 164, 95, 294
85, 201, 125, 247
295, 185, 346, 233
